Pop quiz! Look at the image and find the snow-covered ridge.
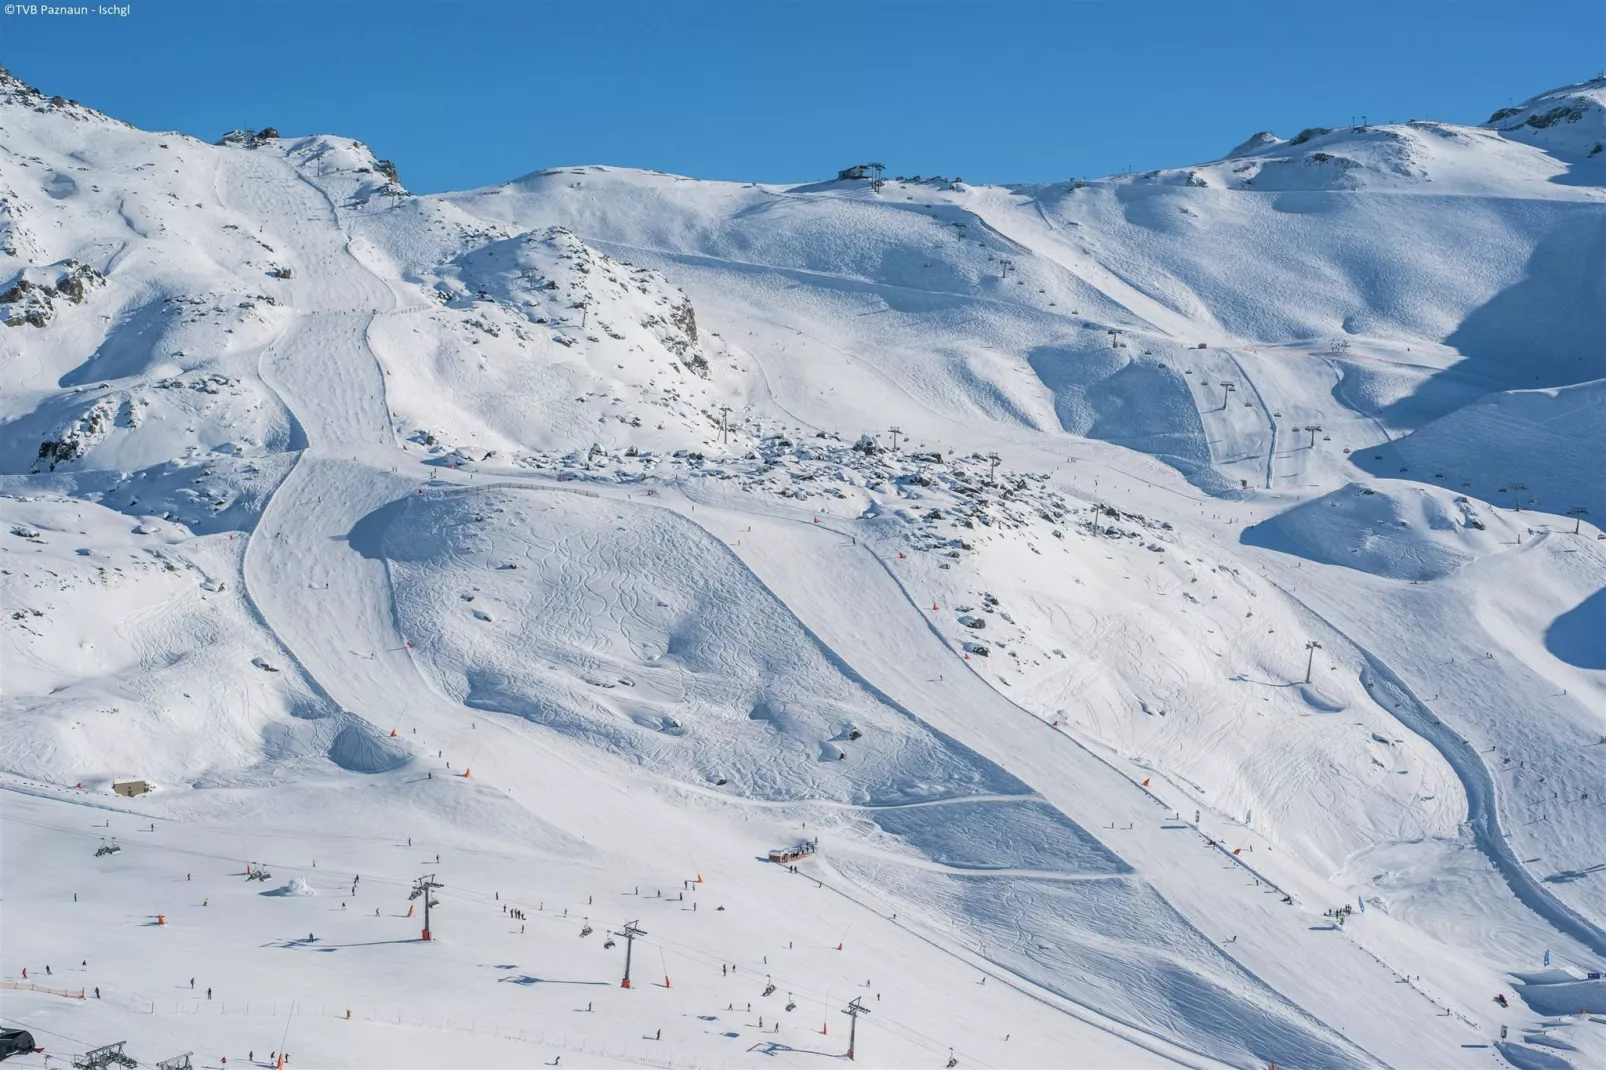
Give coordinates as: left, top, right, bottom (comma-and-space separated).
0, 63, 122, 126
1484, 75, 1606, 160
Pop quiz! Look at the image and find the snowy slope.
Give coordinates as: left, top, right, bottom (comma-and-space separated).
2, 61, 1604, 1070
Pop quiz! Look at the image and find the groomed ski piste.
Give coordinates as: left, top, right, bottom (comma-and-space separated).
1, 66, 1603, 1069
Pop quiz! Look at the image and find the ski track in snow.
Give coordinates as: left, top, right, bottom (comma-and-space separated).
1261, 570, 1606, 959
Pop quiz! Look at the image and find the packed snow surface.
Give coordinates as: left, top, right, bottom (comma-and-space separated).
1, 65, 1603, 1069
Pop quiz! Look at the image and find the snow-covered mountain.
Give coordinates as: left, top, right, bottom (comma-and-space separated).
2, 63, 1602, 1070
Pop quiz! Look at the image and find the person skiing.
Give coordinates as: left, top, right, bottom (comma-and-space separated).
20, 969, 25, 980
44, 965, 50, 976
190, 977, 195, 989
95, 987, 100, 998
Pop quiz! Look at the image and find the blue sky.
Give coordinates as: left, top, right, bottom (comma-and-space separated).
7, 1, 1601, 192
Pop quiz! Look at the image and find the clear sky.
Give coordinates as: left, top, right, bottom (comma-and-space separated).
7, 0, 1601, 193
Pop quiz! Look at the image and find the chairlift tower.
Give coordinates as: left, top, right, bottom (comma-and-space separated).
155, 1054, 194, 1070
410, 874, 442, 940
1303, 425, 1323, 449
1218, 381, 1236, 411
986, 452, 1001, 486
842, 996, 871, 1061
888, 426, 902, 452
868, 163, 885, 194
1304, 640, 1323, 685
616, 920, 647, 988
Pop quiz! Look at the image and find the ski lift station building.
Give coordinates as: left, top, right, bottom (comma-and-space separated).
112, 778, 151, 797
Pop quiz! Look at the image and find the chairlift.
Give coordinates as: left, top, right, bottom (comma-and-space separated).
579, 923, 593, 937
603, 936, 616, 949
785, 994, 797, 1012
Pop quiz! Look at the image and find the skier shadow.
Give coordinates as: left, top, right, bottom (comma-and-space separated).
1543, 862, 1606, 885
499, 974, 609, 987
747, 1041, 838, 1058
267, 936, 423, 950
1228, 673, 1300, 689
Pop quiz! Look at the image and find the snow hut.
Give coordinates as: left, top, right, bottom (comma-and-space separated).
112, 778, 151, 797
